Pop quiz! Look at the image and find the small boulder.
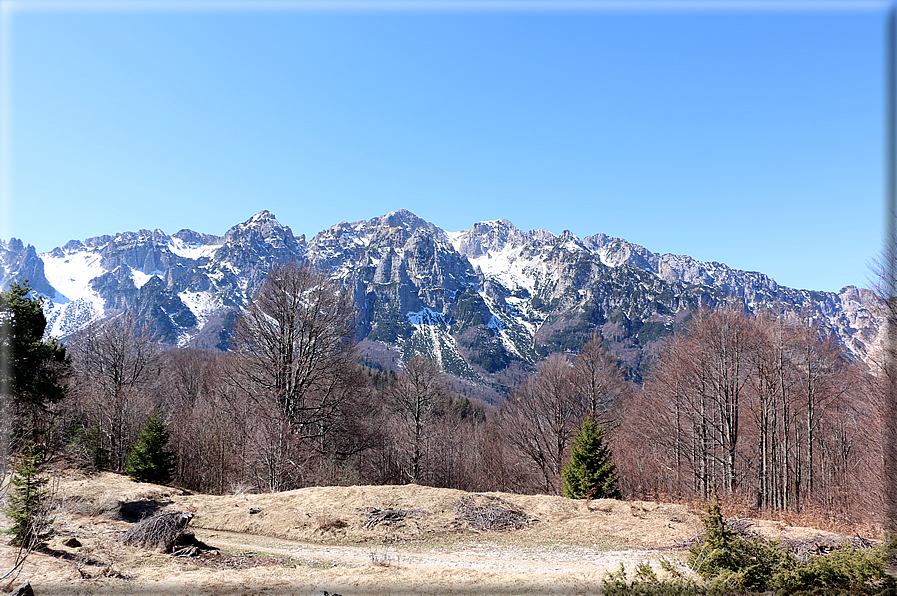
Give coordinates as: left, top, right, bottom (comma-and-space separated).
62, 537, 82, 548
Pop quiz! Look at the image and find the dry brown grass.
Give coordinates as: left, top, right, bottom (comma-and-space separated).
0, 469, 860, 596
314, 513, 348, 533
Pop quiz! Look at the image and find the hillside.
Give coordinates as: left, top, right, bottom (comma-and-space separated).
0, 471, 853, 595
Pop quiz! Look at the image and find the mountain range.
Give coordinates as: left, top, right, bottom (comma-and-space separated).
0, 210, 883, 394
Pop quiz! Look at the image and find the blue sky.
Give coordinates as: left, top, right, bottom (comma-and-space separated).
0, 1, 887, 293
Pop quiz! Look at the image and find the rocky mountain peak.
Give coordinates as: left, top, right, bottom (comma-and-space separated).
0, 238, 56, 297
452, 219, 526, 258
1, 210, 881, 388
527, 228, 556, 244
172, 229, 222, 246
381, 209, 430, 231
224, 211, 296, 246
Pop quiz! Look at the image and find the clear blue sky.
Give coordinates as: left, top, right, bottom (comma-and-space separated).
0, 1, 887, 293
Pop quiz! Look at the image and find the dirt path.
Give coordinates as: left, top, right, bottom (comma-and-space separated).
197, 528, 671, 575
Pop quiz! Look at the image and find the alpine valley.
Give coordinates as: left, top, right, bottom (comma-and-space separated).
0, 210, 883, 396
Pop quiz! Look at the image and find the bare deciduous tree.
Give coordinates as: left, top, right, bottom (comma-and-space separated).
389, 355, 448, 484
617, 306, 877, 521
232, 261, 359, 439
69, 313, 159, 471
572, 333, 629, 425
229, 261, 365, 491
502, 354, 579, 494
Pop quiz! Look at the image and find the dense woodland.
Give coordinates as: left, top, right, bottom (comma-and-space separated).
1, 260, 891, 529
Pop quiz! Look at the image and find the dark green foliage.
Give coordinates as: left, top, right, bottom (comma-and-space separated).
579, 300, 606, 326
683, 499, 897, 594
539, 320, 595, 355
634, 320, 671, 344
370, 368, 398, 391
602, 561, 710, 596
368, 307, 414, 343
2, 446, 53, 548
602, 499, 897, 595
126, 408, 176, 485
773, 541, 897, 595
457, 327, 510, 373
562, 418, 620, 499
451, 396, 486, 423
450, 289, 491, 333
0, 282, 69, 411
688, 498, 789, 591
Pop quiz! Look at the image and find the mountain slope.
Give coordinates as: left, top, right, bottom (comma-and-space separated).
0, 210, 883, 387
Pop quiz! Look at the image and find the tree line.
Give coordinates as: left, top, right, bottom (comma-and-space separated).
0, 260, 887, 528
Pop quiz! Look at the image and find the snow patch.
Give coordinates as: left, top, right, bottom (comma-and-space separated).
466, 243, 548, 296
168, 237, 221, 260
487, 315, 507, 332
406, 308, 447, 327
131, 269, 164, 289
445, 230, 467, 251
41, 249, 105, 303
178, 291, 220, 330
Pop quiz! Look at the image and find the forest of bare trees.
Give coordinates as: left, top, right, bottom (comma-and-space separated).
614, 307, 882, 525
39, 261, 887, 529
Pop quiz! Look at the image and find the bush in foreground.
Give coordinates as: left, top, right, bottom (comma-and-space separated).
604, 498, 897, 595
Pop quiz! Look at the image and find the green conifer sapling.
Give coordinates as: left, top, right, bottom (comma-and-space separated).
562, 417, 621, 499
3, 446, 53, 548
126, 407, 176, 485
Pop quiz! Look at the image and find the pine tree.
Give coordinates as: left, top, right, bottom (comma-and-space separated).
125, 408, 176, 485
3, 446, 53, 548
1, 281, 70, 450
562, 418, 621, 499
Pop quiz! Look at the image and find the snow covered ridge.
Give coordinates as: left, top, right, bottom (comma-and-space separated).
0, 210, 884, 382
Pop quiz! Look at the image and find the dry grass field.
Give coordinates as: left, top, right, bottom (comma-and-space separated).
0, 470, 850, 596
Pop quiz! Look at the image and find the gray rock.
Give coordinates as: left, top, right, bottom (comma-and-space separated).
10, 581, 34, 596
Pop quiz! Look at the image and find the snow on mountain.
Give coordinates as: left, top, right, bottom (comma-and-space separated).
168, 236, 222, 260
0, 209, 884, 387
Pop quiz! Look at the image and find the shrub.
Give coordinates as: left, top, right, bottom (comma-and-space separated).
602, 561, 707, 596
606, 503, 897, 595
773, 541, 897, 595
687, 497, 789, 592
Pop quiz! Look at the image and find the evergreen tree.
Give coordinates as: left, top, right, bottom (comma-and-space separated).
562, 418, 621, 499
126, 407, 176, 484
3, 446, 53, 548
0, 281, 69, 411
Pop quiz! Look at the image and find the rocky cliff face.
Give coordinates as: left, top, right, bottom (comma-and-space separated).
0, 238, 57, 298
2, 210, 883, 388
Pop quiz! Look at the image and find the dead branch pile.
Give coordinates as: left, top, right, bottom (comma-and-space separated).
785, 534, 876, 563
670, 517, 766, 550
118, 511, 194, 553
668, 517, 877, 560
361, 507, 427, 529
454, 495, 533, 532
